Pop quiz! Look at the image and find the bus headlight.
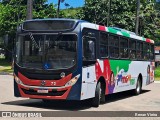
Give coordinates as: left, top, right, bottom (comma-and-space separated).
14, 74, 23, 84
65, 74, 80, 87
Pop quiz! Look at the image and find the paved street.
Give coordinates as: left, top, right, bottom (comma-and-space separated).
0, 75, 160, 120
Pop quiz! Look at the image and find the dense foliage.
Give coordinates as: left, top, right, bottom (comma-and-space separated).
0, 0, 64, 60
0, 0, 65, 36
0, 0, 160, 61
78, 0, 160, 45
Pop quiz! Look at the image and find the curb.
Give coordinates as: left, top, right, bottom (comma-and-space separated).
154, 81, 160, 83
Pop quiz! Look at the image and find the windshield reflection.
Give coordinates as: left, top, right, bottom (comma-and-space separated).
16, 34, 77, 70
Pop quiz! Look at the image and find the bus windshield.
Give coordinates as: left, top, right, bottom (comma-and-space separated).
16, 34, 77, 70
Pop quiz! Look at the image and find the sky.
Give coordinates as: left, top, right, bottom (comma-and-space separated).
47, 0, 85, 9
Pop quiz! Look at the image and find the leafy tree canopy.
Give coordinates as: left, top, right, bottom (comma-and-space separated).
0, 0, 64, 36
77, 0, 160, 45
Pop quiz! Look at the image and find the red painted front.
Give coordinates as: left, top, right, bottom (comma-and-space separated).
16, 72, 73, 100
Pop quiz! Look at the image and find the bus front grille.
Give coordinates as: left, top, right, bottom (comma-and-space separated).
21, 88, 67, 96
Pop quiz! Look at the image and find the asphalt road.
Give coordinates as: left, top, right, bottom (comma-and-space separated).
0, 75, 160, 120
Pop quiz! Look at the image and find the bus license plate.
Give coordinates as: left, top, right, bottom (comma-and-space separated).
37, 89, 48, 93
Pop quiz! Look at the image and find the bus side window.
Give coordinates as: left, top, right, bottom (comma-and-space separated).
143, 43, 150, 60
109, 35, 119, 58
136, 42, 139, 59
120, 37, 128, 58
147, 44, 151, 60
129, 40, 136, 59
100, 32, 108, 58
140, 43, 144, 59
136, 41, 143, 60
83, 37, 96, 60
150, 45, 154, 60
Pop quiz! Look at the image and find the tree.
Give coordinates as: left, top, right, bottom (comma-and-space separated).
135, 0, 140, 35
77, 0, 160, 45
26, 0, 33, 20
0, 0, 65, 60
57, 0, 65, 18
139, 0, 160, 44
78, 0, 136, 30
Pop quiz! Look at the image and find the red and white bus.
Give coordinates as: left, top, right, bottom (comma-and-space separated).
14, 19, 154, 107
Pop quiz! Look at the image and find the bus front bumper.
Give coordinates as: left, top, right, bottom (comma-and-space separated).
16, 82, 72, 100
14, 72, 78, 100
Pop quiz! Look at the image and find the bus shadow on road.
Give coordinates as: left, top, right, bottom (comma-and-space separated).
2, 99, 92, 111
1, 90, 150, 111
104, 90, 150, 104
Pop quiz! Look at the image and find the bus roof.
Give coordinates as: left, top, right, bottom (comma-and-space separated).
80, 22, 154, 44
24, 18, 154, 44
25, 18, 86, 23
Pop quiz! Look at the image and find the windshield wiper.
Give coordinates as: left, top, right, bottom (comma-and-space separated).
29, 32, 40, 49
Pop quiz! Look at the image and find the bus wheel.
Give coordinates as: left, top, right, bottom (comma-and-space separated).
134, 77, 142, 95
92, 82, 101, 107
100, 83, 106, 104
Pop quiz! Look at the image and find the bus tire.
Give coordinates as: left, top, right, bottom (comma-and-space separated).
134, 77, 142, 95
100, 92, 106, 104
92, 82, 101, 107
100, 82, 106, 104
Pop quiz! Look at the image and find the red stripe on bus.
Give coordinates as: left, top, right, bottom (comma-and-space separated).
146, 38, 151, 43
99, 25, 106, 31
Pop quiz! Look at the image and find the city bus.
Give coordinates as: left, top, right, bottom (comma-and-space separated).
14, 18, 155, 107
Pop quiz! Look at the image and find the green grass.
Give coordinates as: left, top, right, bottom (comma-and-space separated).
155, 77, 160, 81
0, 59, 13, 73
155, 66, 160, 81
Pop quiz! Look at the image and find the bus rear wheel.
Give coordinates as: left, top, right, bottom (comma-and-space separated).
92, 82, 101, 107
133, 77, 142, 95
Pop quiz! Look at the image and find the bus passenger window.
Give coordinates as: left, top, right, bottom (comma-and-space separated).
100, 33, 108, 58
129, 50, 136, 59
129, 40, 136, 59
137, 51, 141, 59
83, 37, 96, 60
143, 43, 150, 60
120, 38, 128, 58
136, 42, 143, 60
140, 43, 143, 57
109, 35, 119, 58
150, 45, 154, 60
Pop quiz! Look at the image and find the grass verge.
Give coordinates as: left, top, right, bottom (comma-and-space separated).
0, 59, 13, 73
155, 77, 160, 81
155, 66, 160, 81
